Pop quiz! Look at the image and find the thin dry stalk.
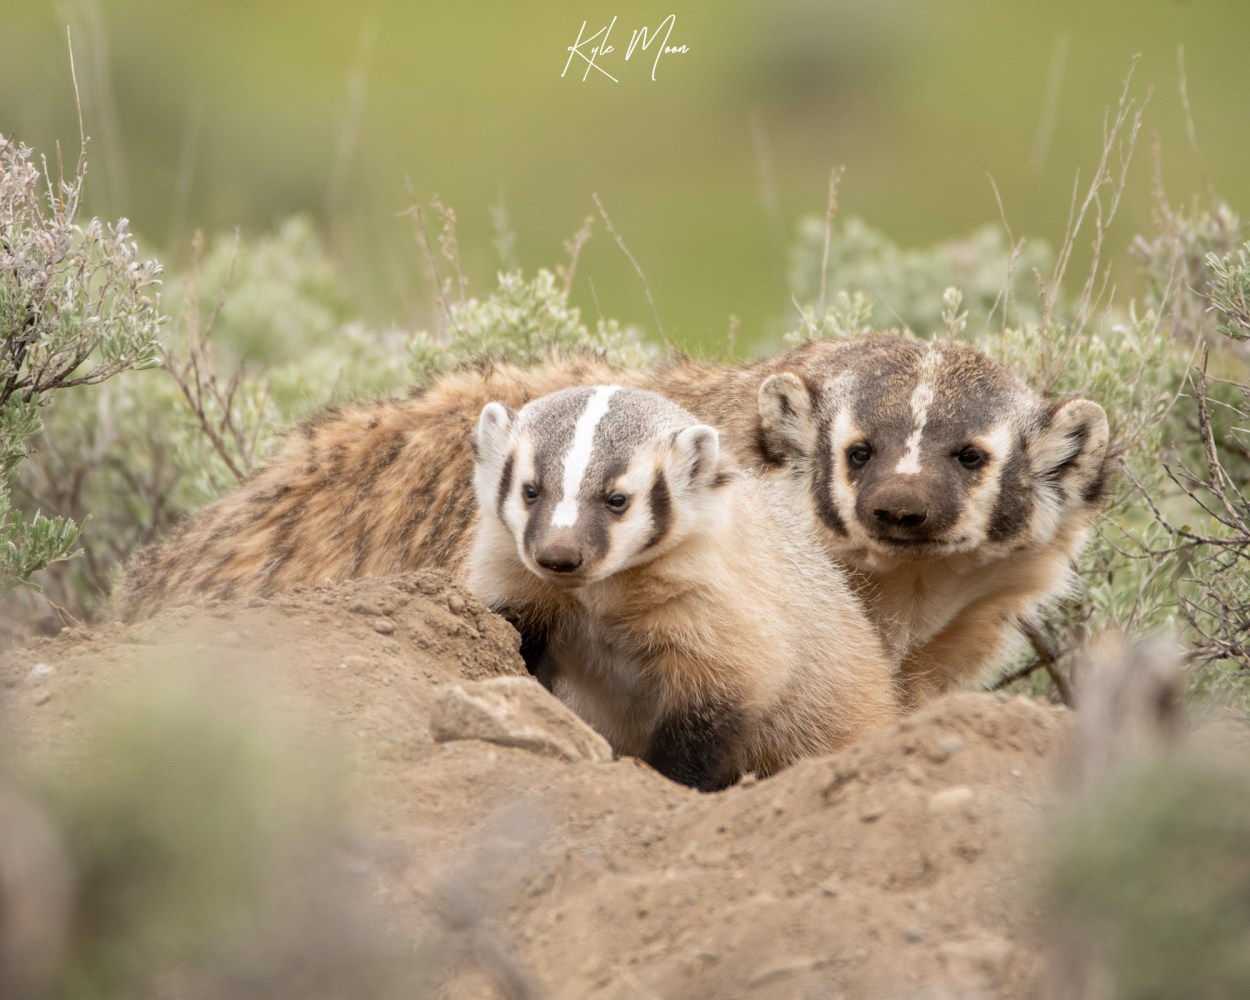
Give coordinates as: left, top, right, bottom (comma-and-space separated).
749, 109, 784, 270
158, 231, 259, 483
984, 171, 1026, 335
1030, 33, 1068, 173
817, 166, 845, 317
1043, 57, 1149, 368
557, 214, 594, 294
327, 20, 376, 236
993, 622, 1077, 707
404, 181, 464, 339
592, 192, 668, 348
491, 187, 520, 273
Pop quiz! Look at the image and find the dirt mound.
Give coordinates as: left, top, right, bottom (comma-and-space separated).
1, 571, 1073, 999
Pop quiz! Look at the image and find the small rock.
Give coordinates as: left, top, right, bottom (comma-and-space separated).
430, 677, 613, 763
32, 689, 52, 707
748, 957, 822, 987
927, 735, 965, 762
928, 785, 975, 812
340, 655, 372, 670
349, 600, 384, 617
858, 798, 887, 822
26, 663, 55, 684
817, 879, 840, 897
903, 925, 925, 943
941, 735, 965, 754
446, 594, 466, 615
938, 935, 1014, 989
372, 618, 395, 635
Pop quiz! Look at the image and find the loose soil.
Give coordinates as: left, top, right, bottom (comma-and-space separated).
1, 571, 1074, 999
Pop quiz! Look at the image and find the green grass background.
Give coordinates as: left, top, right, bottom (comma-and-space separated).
3, 0, 1248, 354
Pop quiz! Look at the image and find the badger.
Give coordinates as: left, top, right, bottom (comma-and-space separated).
467, 384, 899, 790
116, 335, 1111, 709
756, 335, 1112, 707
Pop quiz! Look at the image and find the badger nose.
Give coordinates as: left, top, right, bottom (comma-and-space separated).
874, 504, 928, 529
535, 543, 584, 574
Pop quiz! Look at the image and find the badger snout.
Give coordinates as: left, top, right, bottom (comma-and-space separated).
526, 528, 596, 587
874, 500, 927, 529
534, 541, 584, 575
858, 481, 947, 544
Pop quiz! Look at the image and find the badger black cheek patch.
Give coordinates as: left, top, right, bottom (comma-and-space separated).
813, 419, 849, 537
521, 498, 546, 553
496, 453, 515, 519
987, 445, 1033, 541
641, 472, 672, 552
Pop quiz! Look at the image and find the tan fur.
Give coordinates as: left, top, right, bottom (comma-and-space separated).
116, 350, 788, 620
866, 521, 1085, 707
467, 387, 898, 789
118, 336, 1111, 713
758, 335, 1113, 708
117, 354, 638, 619
560, 487, 901, 778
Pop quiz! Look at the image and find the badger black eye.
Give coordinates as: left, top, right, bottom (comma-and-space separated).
846, 444, 873, 468
521, 483, 539, 504
956, 446, 988, 470
605, 492, 630, 513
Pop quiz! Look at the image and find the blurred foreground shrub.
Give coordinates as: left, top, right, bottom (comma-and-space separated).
1042, 745, 1250, 999
4, 668, 421, 1000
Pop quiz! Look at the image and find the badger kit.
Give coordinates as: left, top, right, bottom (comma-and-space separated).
119, 333, 1110, 789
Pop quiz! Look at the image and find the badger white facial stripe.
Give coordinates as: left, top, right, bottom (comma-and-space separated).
895, 345, 943, 475
553, 385, 619, 528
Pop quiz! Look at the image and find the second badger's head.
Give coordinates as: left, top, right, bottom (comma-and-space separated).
758, 334, 1113, 564
472, 385, 733, 589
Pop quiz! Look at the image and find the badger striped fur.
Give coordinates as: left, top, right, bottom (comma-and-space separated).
116, 335, 1112, 710
467, 385, 899, 790
757, 334, 1113, 706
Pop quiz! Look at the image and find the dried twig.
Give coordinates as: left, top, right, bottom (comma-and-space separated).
592, 192, 668, 349
817, 166, 845, 317
159, 231, 251, 483
994, 623, 1077, 707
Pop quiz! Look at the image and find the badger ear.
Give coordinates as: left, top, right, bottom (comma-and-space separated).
474, 401, 516, 464
672, 424, 721, 489
759, 372, 818, 462
1033, 399, 1111, 509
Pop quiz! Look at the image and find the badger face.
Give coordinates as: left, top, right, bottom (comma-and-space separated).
473, 385, 726, 589
759, 338, 1111, 563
